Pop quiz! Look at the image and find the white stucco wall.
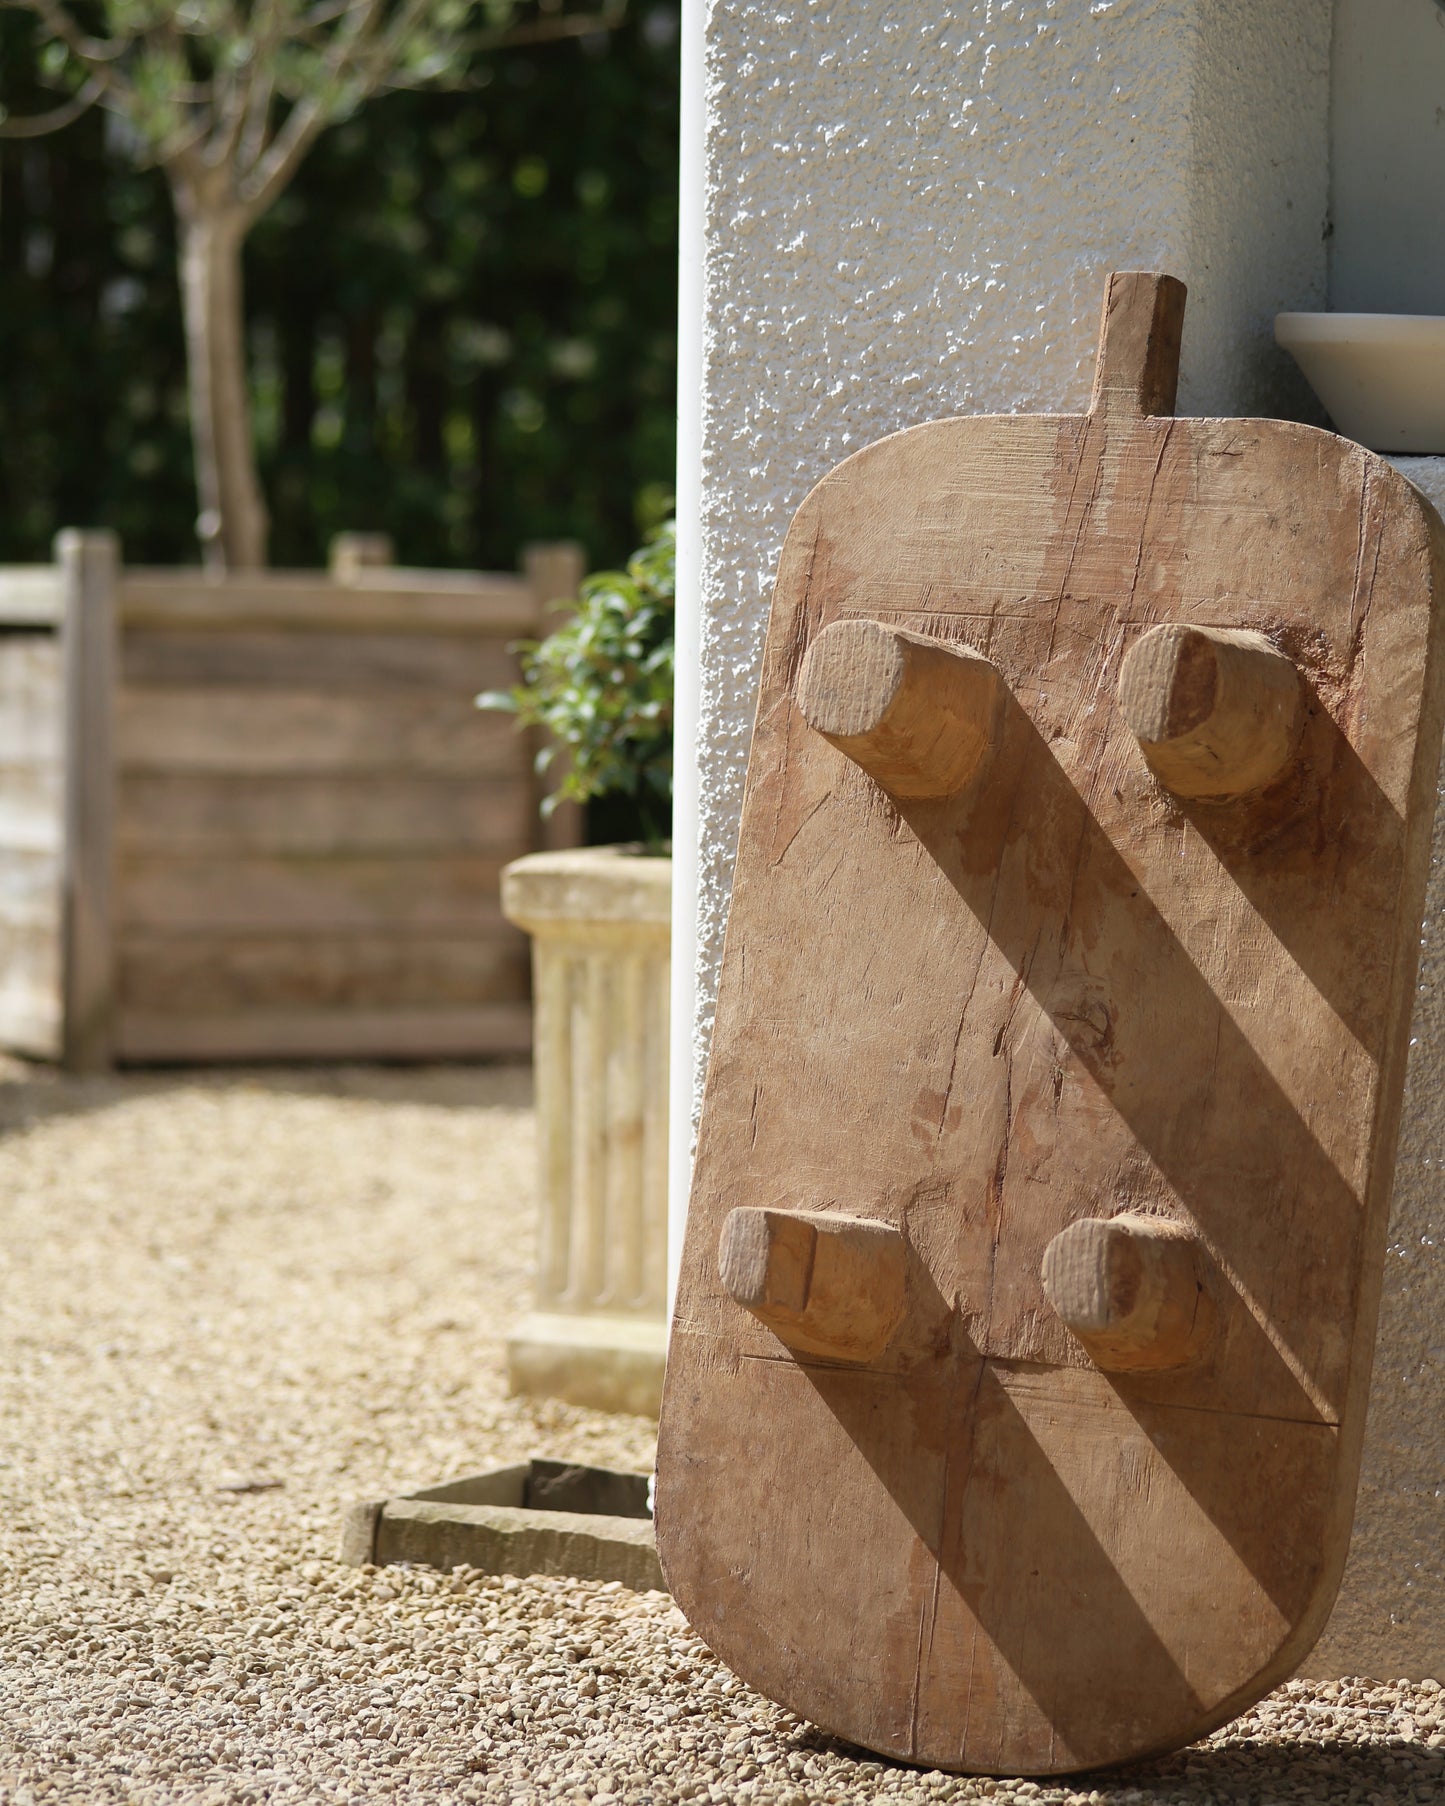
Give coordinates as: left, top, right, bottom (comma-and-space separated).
1290, 0, 1445, 1677
683, 0, 1331, 1122
1302, 456, 1445, 1682
1330, 0, 1445, 314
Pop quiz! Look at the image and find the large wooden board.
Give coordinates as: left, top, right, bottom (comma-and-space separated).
115, 688, 521, 777
655, 274, 1445, 1774
116, 930, 529, 1012
115, 774, 534, 855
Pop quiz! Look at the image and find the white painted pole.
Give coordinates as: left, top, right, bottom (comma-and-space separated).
667, 0, 706, 1322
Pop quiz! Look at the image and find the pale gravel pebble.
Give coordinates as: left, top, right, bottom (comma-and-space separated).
0, 1062, 1440, 1805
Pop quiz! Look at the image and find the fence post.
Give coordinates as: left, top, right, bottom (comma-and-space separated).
523, 541, 587, 853
329, 533, 395, 582
55, 529, 118, 1072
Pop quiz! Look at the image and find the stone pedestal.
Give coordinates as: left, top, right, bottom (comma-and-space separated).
502, 847, 670, 1417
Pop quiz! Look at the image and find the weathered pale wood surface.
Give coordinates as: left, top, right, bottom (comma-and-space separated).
719, 1206, 909, 1361
0, 629, 64, 1057
116, 854, 510, 931
112, 1003, 533, 1063
58, 530, 118, 1071
797, 620, 1003, 800
118, 571, 538, 634
121, 629, 520, 693
656, 273, 1445, 1774
115, 688, 522, 776
1118, 623, 1304, 800
1040, 1211, 1216, 1373
116, 932, 528, 1012
101, 554, 572, 1061
0, 549, 571, 1065
115, 774, 533, 856
0, 569, 63, 628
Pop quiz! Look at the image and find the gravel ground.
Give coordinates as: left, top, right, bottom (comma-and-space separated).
0, 1061, 1441, 1806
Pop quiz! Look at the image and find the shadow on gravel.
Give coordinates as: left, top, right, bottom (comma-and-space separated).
1106, 1737, 1445, 1802
789, 1725, 1445, 1802
0, 1056, 533, 1137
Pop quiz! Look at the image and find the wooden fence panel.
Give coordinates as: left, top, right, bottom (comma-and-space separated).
0, 537, 582, 1066
0, 575, 66, 1058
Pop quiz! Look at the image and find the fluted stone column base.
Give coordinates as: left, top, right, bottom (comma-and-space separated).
506, 1311, 667, 1418
502, 846, 671, 1420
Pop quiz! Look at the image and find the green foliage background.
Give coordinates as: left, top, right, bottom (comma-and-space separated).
480, 514, 673, 845
0, 5, 679, 573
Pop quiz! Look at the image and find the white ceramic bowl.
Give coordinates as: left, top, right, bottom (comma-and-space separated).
1275, 312, 1445, 455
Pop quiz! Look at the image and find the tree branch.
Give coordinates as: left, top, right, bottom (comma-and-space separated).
0, 0, 129, 66
467, 3, 626, 51
239, 0, 388, 212
0, 68, 106, 136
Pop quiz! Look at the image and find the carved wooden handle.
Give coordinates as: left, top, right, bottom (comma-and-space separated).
1089, 270, 1187, 420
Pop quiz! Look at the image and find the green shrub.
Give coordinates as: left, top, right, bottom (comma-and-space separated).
479, 515, 673, 849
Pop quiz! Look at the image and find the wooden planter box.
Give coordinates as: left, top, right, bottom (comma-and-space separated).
0, 531, 581, 1067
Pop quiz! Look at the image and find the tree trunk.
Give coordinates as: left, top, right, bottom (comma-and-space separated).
175, 197, 269, 570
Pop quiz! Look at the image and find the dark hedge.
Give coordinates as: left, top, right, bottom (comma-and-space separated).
0, 5, 679, 573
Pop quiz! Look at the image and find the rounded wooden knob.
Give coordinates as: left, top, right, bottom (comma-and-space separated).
1041, 1213, 1216, 1372
1119, 624, 1303, 800
797, 619, 1003, 800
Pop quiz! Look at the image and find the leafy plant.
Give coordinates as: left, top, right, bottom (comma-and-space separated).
480, 513, 673, 848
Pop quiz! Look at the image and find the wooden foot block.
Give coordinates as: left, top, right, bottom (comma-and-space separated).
1041, 1212, 1216, 1371
797, 618, 1003, 800
718, 1206, 907, 1362
1119, 623, 1304, 799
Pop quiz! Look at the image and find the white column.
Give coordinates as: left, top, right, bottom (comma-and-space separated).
667, 0, 707, 1320
682, 0, 1331, 1141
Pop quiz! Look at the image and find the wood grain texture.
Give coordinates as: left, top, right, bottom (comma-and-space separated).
1090, 270, 1187, 419
656, 272, 1445, 1774
57, 530, 118, 1072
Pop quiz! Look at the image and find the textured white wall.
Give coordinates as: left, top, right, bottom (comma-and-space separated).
687, 0, 1331, 1107
1331, 0, 1445, 313
1303, 457, 1445, 1682
1315, 0, 1445, 1687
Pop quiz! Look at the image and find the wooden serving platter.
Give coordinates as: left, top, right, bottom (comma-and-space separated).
654, 273, 1445, 1775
